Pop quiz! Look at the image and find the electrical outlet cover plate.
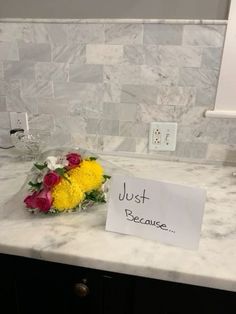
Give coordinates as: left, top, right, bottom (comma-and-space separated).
149, 122, 177, 152
9, 112, 29, 131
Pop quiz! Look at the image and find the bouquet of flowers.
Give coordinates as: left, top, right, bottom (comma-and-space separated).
23, 151, 111, 214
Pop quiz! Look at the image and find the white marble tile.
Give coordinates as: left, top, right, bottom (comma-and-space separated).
179, 68, 219, 88
0, 79, 21, 97
54, 115, 87, 134
0, 96, 6, 110
174, 106, 206, 126
183, 25, 226, 47
103, 83, 121, 103
86, 45, 123, 65
3, 61, 35, 80
177, 125, 207, 143
156, 86, 196, 106
86, 118, 119, 136
69, 64, 103, 83
0, 42, 19, 61
26, 24, 68, 45
21, 80, 53, 98
207, 144, 236, 163
6, 94, 38, 114
136, 103, 175, 123
67, 24, 105, 43
47, 129, 72, 148
0, 112, 10, 129
104, 64, 141, 85
195, 86, 217, 107
98, 135, 136, 152
201, 47, 223, 70
18, 42, 51, 62
35, 62, 68, 81
157, 46, 202, 67
228, 128, 236, 145
123, 45, 145, 65
71, 133, 98, 151
28, 113, 55, 130
0, 129, 12, 146
105, 24, 143, 44
135, 138, 148, 153
0, 23, 27, 42
52, 44, 86, 64
70, 100, 103, 119
121, 84, 158, 105
119, 121, 148, 138
141, 65, 179, 86
144, 45, 160, 65
37, 98, 70, 116
144, 24, 183, 45
0, 63, 3, 80
175, 142, 208, 159
53, 82, 104, 106
103, 102, 137, 121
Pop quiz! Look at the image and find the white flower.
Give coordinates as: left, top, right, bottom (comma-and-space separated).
46, 156, 69, 171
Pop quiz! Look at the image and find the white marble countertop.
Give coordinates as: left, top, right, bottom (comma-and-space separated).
0, 150, 235, 292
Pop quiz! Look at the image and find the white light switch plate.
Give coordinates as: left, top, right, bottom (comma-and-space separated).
149, 122, 177, 151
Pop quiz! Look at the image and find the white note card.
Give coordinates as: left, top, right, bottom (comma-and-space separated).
105, 175, 206, 250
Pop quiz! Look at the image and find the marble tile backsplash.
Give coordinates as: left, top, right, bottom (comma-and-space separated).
0, 21, 235, 163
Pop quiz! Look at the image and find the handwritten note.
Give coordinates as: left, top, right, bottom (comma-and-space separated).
105, 175, 206, 250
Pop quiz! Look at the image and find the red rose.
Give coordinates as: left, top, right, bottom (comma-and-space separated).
24, 192, 38, 209
66, 152, 81, 168
35, 189, 52, 213
43, 171, 60, 188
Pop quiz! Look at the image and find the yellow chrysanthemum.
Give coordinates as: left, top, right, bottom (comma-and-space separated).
51, 174, 84, 212
68, 160, 104, 192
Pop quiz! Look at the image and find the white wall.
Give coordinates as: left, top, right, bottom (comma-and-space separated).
0, 0, 230, 19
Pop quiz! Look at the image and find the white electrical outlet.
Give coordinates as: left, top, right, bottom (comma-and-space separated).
9, 112, 29, 131
149, 122, 177, 151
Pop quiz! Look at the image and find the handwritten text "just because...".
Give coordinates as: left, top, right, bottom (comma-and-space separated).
118, 182, 175, 233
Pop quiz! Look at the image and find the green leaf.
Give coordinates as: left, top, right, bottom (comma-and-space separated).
103, 174, 111, 180
55, 168, 71, 183
34, 163, 47, 170
103, 174, 111, 183
28, 181, 42, 191
88, 157, 97, 161
85, 190, 106, 203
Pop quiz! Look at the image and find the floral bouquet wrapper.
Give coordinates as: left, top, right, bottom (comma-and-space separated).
1, 147, 128, 219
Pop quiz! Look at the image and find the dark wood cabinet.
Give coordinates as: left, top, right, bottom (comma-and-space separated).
0, 253, 235, 314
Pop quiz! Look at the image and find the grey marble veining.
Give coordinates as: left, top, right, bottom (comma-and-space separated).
179, 68, 219, 88
144, 25, 183, 45
86, 44, 123, 64
4, 61, 35, 80
121, 84, 158, 105
35, 62, 68, 81
201, 47, 223, 70
67, 24, 105, 44
0, 42, 19, 61
105, 24, 143, 44
156, 46, 202, 67
0, 152, 235, 293
0, 20, 235, 164
52, 43, 86, 64
18, 42, 51, 62
21, 79, 53, 98
0, 96, 6, 110
69, 64, 103, 83
183, 25, 226, 47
